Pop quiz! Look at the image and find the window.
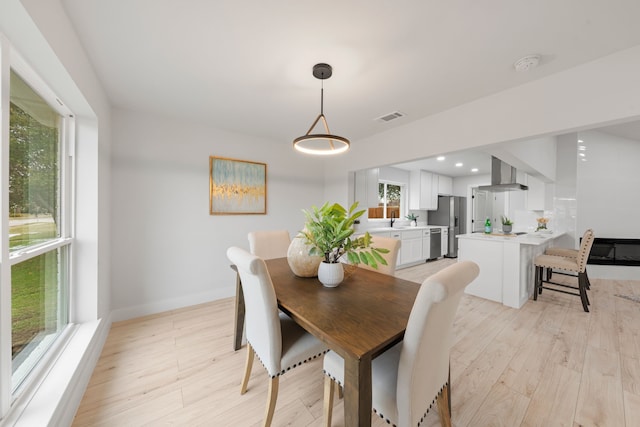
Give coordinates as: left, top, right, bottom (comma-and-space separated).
368, 181, 404, 219
2, 63, 73, 403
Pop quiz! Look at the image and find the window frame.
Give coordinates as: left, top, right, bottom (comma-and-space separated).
0, 39, 75, 418
370, 180, 406, 221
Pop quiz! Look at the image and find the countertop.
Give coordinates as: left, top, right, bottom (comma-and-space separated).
457, 231, 564, 245
361, 225, 448, 233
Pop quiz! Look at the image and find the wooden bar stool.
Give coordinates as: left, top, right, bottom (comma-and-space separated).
544, 229, 594, 289
533, 230, 595, 312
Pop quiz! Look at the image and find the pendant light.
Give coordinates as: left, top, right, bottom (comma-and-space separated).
293, 63, 350, 155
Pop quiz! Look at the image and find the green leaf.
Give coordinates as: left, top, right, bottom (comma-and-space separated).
364, 251, 377, 269
358, 251, 368, 265
371, 249, 388, 265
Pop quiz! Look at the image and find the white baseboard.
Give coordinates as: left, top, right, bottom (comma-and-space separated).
110, 286, 235, 322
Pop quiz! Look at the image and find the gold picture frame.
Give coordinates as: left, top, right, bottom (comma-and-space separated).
209, 156, 267, 215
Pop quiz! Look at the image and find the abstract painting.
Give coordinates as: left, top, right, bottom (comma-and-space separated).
209, 156, 267, 215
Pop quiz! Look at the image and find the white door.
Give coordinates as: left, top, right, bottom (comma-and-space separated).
472, 188, 490, 233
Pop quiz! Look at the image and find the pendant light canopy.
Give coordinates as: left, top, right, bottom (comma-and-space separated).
293, 63, 350, 155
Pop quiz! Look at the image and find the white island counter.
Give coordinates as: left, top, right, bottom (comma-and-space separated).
457, 231, 565, 308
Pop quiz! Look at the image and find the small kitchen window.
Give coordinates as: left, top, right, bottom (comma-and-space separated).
369, 181, 404, 219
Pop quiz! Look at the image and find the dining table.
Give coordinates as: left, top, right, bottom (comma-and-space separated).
232, 257, 421, 427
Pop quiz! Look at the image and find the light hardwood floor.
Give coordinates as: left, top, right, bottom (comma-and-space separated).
73, 260, 640, 426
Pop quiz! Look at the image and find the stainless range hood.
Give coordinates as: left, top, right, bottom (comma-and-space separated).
477, 156, 528, 192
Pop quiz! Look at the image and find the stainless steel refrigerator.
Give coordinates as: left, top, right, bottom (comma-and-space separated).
429, 196, 466, 258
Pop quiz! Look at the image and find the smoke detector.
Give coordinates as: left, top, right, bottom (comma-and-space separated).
513, 55, 540, 72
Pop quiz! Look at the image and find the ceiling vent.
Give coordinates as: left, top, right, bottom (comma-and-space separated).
376, 111, 405, 122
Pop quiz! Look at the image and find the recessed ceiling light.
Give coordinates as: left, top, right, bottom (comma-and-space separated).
455, 162, 463, 167
514, 55, 541, 72
471, 168, 478, 172
437, 156, 445, 161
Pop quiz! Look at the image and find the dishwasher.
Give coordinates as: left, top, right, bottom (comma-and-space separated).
429, 228, 441, 259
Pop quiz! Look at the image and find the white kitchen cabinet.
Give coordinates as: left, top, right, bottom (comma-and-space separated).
442, 228, 449, 257
421, 229, 431, 260
354, 168, 380, 208
409, 170, 437, 210
389, 230, 403, 266
399, 229, 423, 265
526, 174, 545, 211
438, 175, 453, 195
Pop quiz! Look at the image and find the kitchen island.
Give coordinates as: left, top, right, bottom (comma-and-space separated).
457, 231, 565, 308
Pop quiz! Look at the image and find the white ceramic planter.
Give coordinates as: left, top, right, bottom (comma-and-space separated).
317, 262, 344, 287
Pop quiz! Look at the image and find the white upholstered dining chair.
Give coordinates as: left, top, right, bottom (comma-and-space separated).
248, 230, 291, 259
354, 235, 401, 276
322, 260, 480, 427
227, 247, 328, 427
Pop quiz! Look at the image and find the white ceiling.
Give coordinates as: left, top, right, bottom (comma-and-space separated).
61, 0, 640, 146
393, 150, 493, 178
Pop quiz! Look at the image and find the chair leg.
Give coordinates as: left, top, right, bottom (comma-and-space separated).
546, 267, 552, 281
583, 275, 590, 306
263, 377, 279, 427
578, 272, 590, 313
323, 376, 335, 427
533, 266, 540, 301
585, 268, 591, 290
436, 383, 452, 427
336, 382, 343, 399
448, 364, 452, 415
240, 344, 255, 394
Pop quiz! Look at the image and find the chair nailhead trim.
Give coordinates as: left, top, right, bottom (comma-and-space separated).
250, 342, 328, 378
323, 370, 448, 427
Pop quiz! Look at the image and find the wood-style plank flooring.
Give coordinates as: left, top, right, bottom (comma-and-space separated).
73, 260, 640, 426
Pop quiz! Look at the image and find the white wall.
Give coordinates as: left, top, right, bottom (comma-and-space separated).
110, 108, 325, 320
577, 130, 640, 237
489, 136, 557, 181
552, 133, 579, 248
575, 129, 640, 279
378, 166, 409, 183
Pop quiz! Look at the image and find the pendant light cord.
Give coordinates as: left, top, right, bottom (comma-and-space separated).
320, 73, 324, 115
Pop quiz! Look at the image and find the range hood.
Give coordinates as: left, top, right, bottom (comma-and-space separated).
477, 156, 528, 192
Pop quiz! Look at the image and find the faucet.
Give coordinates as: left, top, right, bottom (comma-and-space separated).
390, 211, 396, 227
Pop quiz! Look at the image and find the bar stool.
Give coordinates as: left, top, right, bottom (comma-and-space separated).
533, 229, 595, 312
544, 229, 594, 289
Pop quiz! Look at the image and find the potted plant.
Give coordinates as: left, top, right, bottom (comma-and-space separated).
406, 213, 419, 226
501, 216, 513, 234
536, 217, 549, 231
301, 202, 390, 287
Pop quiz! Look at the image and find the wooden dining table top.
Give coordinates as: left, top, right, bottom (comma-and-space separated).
265, 257, 421, 361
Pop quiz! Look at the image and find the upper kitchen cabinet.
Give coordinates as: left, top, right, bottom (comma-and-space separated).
354, 168, 379, 208
438, 175, 453, 195
526, 174, 545, 211
409, 170, 438, 210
